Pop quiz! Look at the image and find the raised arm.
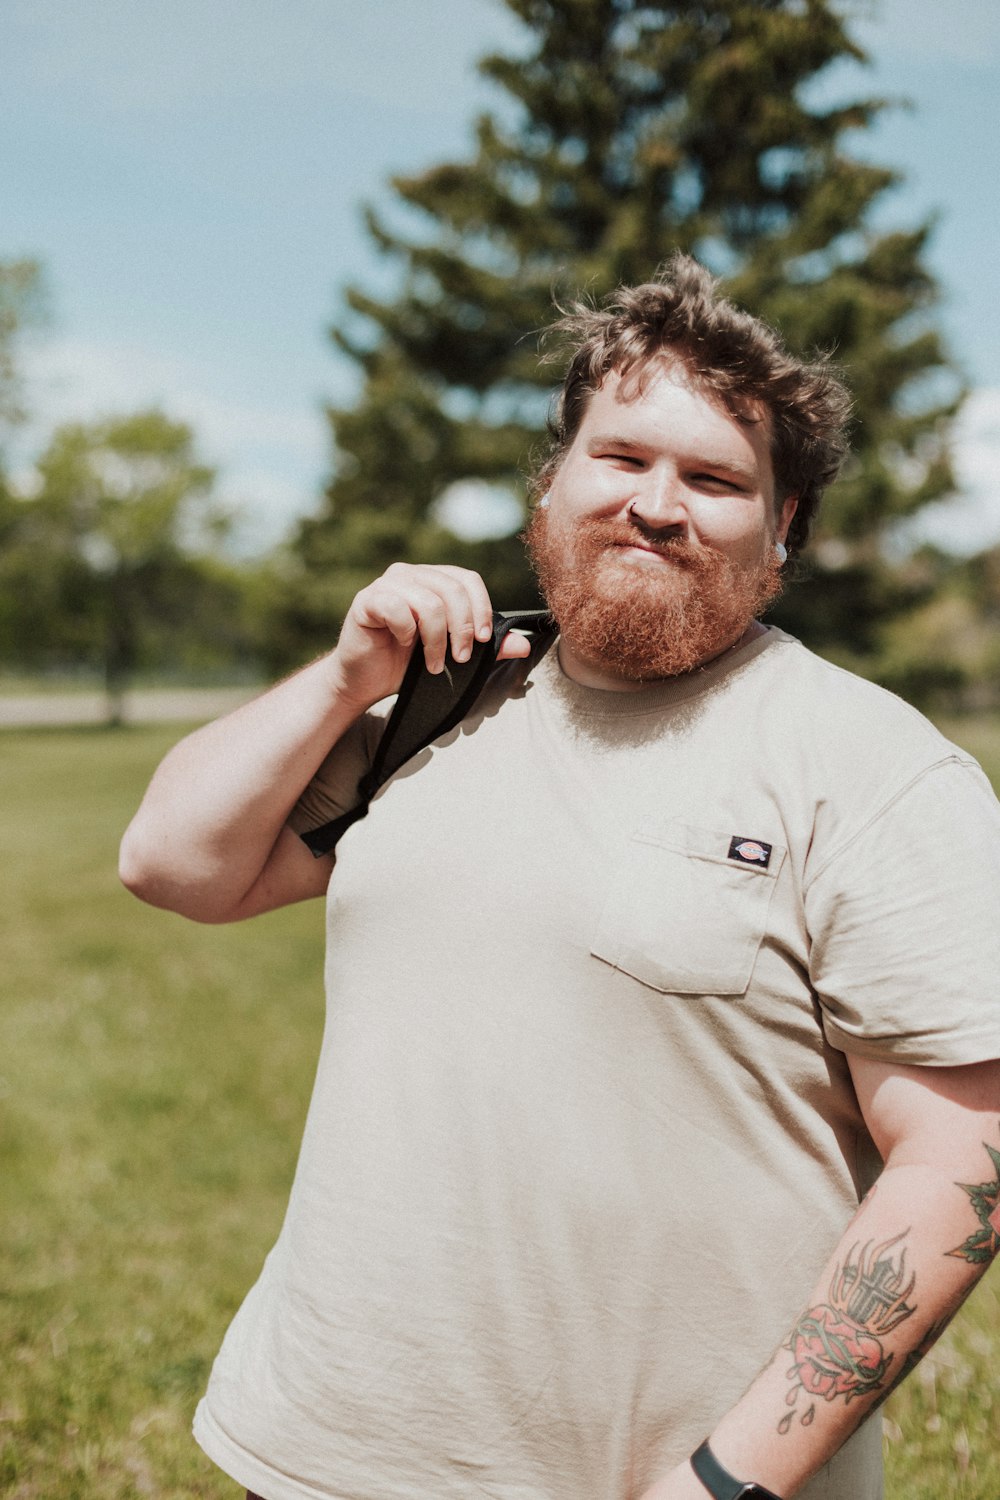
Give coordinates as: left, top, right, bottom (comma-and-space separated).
119, 564, 527, 924
639, 1054, 1000, 1499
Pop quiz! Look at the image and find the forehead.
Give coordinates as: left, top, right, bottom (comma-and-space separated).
578, 360, 774, 480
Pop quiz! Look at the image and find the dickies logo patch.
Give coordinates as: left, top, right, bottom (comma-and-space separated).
728, 836, 772, 868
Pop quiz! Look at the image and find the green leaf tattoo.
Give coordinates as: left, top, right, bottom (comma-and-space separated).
778, 1232, 917, 1434
947, 1133, 1000, 1266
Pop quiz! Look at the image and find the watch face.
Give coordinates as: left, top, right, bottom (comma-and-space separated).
737, 1486, 781, 1500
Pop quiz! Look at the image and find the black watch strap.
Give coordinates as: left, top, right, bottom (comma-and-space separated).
689, 1439, 784, 1500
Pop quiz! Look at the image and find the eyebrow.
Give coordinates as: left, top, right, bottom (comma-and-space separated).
588, 434, 759, 480
588, 434, 644, 452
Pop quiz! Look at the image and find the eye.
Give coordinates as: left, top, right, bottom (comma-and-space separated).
690, 472, 748, 494
597, 451, 645, 468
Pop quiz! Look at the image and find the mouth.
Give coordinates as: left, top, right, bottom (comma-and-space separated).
609, 541, 685, 566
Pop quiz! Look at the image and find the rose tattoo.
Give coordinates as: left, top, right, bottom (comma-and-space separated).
778, 1232, 916, 1434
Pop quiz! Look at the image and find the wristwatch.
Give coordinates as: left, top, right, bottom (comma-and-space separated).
689, 1439, 784, 1500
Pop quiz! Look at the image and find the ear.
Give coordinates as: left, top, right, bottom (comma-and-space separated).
776, 494, 798, 544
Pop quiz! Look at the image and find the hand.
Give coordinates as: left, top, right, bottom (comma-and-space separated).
329, 562, 530, 712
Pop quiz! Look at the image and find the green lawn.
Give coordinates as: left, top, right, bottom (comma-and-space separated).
1, 720, 998, 1498
1, 726, 324, 1498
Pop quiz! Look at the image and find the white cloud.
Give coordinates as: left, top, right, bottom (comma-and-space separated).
14, 334, 329, 553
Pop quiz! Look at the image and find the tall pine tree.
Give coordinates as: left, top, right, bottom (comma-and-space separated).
285, 0, 959, 675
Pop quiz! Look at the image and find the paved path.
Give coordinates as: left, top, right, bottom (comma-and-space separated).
0, 687, 258, 728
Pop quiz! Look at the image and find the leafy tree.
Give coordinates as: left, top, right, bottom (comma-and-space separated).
875, 544, 1000, 713
2, 411, 238, 720
0, 257, 46, 441
288, 0, 959, 676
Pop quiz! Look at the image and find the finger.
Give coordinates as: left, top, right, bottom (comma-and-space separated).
361, 565, 493, 671
388, 582, 481, 674
405, 586, 455, 672
432, 566, 495, 646
351, 586, 421, 649
354, 581, 455, 673
399, 567, 491, 666
497, 632, 532, 661
416, 618, 452, 674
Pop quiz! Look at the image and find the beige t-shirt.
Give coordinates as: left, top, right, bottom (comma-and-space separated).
194, 628, 1000, 1500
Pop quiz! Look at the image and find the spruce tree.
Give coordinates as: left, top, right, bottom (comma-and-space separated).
287, 0, 959, 674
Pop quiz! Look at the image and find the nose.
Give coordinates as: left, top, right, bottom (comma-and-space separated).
626, 469, 688, 536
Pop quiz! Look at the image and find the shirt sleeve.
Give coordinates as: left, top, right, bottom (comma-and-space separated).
285, 697, 394, 837
806, 756, 1000, 1065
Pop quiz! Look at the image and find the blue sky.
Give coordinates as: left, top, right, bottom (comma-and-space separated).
4, 0, 999, 554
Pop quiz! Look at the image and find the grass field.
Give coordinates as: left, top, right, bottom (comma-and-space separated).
2, 720, 998, 1498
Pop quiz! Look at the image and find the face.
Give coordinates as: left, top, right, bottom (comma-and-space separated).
526, 360, 797, 688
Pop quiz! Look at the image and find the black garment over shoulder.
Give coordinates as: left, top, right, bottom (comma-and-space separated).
299, 609, 556, 857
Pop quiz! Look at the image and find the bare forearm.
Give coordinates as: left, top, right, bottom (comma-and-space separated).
119, 650, 363, 919
638, 1071, 1000, 1500
638, 1063, 1000, 1500
704, 1150, 998, 1497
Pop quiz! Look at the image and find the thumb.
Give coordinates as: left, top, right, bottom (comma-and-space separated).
496, 631, 533, 661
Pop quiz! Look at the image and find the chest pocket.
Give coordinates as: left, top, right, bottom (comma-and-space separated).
591, 820, 786, 996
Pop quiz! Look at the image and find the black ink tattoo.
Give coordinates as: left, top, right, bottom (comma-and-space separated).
777, 1232, 917, 1434
946, 1132, 1000, 1266
870, 1314, 951, 1413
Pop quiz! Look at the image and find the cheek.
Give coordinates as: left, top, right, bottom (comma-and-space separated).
551, 458, 634, 517
543, 509, 582, 563
688, 499, 771, 554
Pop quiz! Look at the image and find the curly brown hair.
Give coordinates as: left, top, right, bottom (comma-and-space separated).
534, 254, 852, 556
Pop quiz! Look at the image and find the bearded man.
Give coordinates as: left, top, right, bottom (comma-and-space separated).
121, 256, 1000, 1500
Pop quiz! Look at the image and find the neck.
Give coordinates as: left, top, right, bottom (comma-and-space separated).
557, 620, 767, 693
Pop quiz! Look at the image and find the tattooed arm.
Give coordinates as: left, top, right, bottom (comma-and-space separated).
638, 1056, 1000, 1500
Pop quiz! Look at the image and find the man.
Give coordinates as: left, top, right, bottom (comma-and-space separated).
121, 256, 1000, 1500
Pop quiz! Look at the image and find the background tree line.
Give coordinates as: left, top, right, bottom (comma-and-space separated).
0, 262, 268, 716
3, 0, 999, 713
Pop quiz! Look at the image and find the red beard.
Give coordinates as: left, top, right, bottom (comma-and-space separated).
524, 507, 783, 681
